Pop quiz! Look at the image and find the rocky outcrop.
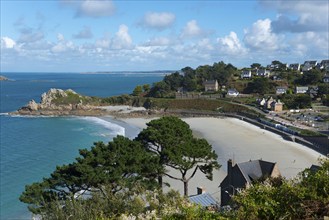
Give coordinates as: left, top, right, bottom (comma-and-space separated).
0, 75, 8, 81
11, 88, 106, 116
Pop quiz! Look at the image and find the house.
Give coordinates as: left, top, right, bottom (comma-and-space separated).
289, 63, 300, 71
203, 80, 218, 92
302, 61, 317, 71
271, 100, 283, 112
265, 96, 275, 109
276, 86, 287, 95
258, 98, 266, 106
240, 70, 252, 79
308, 86, 318, 98
318, 60, 329, 70
220, 159, 281, 206
257, 69, 271, 77
189, 187, 219, 209
295, 86, 309, 94
323, 75, 329, 83
227, 88, 239, 97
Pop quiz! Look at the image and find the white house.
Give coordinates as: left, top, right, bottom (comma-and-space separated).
276, 86, 287, 95
257, 69, 271, 77
295, 86, 309, 94
227, 88, 239, 97
241, 70, 252, 79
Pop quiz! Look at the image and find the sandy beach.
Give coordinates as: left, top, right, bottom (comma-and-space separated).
120, 116, 324, 200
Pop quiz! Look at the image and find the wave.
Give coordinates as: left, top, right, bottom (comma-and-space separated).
80, 117, 125, 137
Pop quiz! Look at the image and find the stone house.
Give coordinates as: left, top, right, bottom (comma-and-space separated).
271, 100, 283, 112
203, 80, 218, 92
219, 159, 281, 206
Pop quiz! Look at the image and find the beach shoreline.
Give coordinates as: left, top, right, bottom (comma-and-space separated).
118, 116, 324, 197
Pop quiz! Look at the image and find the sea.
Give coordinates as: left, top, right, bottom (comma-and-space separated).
0, 72, 165, 219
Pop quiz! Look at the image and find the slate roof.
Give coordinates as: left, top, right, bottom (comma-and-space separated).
189, 193, 218, 207
203, 80, 218, 85
236, 160, 276, 184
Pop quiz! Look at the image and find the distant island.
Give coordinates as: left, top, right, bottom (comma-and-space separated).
0, 75, 8, 81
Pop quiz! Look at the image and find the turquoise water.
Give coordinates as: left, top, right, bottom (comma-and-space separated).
0, 73, 164, 219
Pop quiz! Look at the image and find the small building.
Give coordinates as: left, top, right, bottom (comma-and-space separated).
323, 75, 329, 83
289, 63, 301, 71
203, 80, 218, 92
271, 100, 283, 112
265, 96, 275, 109
318, 60, 329, 70
302, 61, 317, 71
295, 86, 309, 94
257, 69, 271, 77
241, 70, 252, 79
219, 159, 281, 206
258, 98, 266, 106
227, 88, 239, 97
276, 86, 287, 95
189, 187, 219, 209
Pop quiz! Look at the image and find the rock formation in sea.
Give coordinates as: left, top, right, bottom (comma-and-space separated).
0, 75, 9, 81
11, 88, 105, 116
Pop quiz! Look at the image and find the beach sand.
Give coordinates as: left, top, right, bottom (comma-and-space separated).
120, 117, 323, 200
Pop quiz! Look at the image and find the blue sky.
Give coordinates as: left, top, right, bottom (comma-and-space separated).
1, 0, 328, 72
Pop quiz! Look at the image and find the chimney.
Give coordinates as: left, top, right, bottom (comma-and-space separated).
228, 159, 234, 184
197, 187, 206, 195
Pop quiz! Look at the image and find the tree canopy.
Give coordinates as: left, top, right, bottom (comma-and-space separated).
136, 116, 220, 195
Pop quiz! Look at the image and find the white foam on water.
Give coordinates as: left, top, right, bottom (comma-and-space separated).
80, 117, 125, 136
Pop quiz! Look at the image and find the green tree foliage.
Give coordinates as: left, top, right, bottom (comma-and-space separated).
281, 94, 312, 109
163, 71, 184, 91
296, 69, 323, 85
132, 85, 143, 96
146, 61, 238, 97
147, 81, 172, 98
143, 84, 150, 92
20, 136, 159, 214
231, 158, 329, 219
136, 116, 220, 195
244, 77, 274, 95
250, 63, 261, 69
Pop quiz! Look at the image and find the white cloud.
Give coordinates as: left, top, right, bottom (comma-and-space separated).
181, 20, 204, 38
140, 12, 175, 30
259, 0, 328, 33
1, 37, 16, 49
17, 28, 44, 43
95, 37, 111, 49
77, 0, 115, 17
73, 26, 93, 39
111, 25, 132, 49
244, 19, 280, 51
290, 32, 329, 58
51, 34, 74, 53
218, 32, 247, 55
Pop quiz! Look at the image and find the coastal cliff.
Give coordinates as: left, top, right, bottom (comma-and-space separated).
11, 88, 106, 116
